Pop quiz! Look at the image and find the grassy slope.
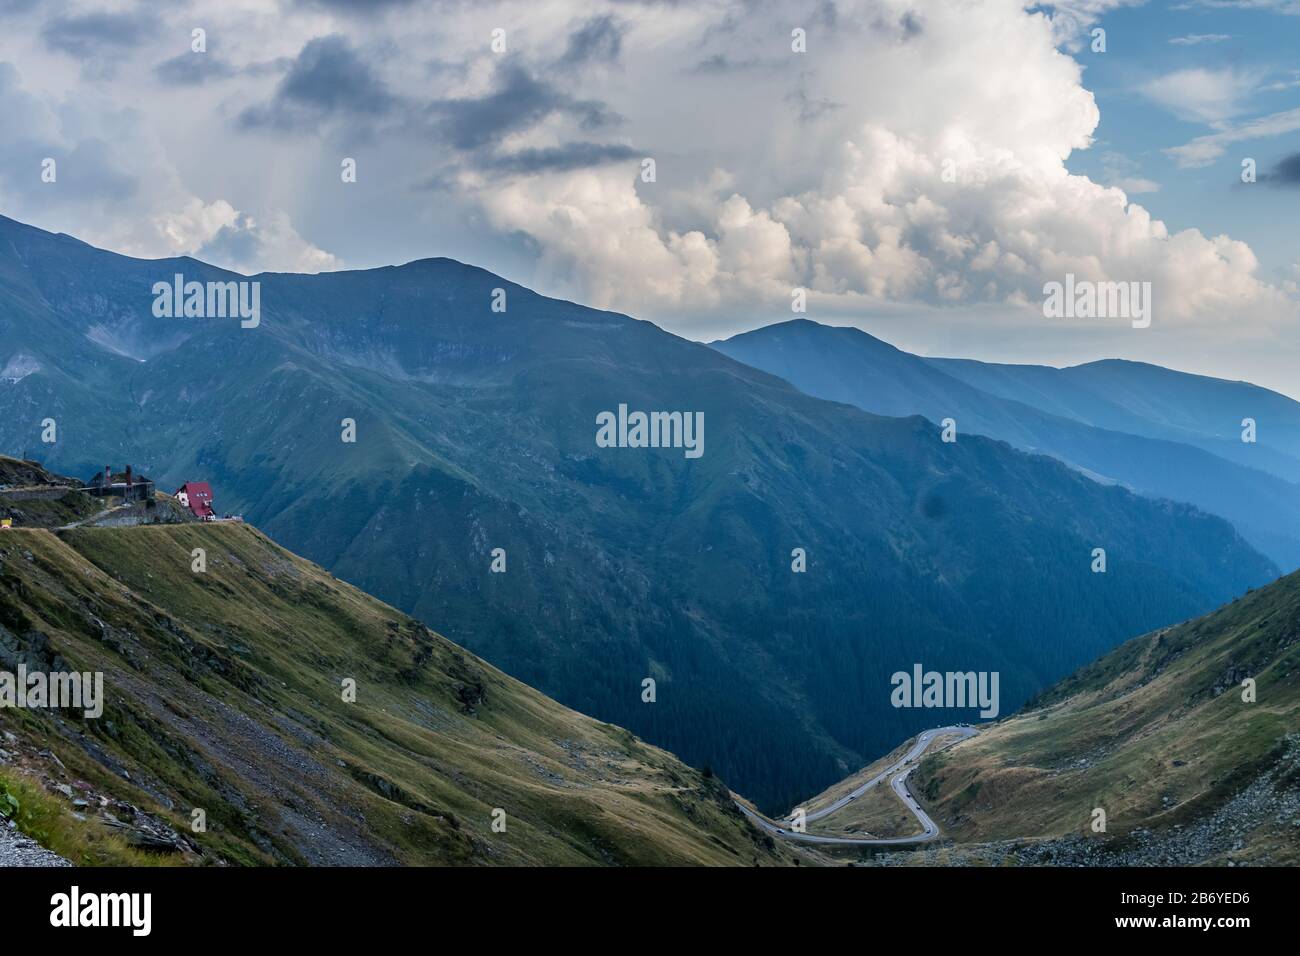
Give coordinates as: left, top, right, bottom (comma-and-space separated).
905, 573, 1300, 861
0, 524, 795, 866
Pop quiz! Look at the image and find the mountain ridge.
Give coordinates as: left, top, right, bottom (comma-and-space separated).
714, 318, 1300, 569
0, 214, 1278, 810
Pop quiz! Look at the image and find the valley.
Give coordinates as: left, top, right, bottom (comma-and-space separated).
782, 569, 1300, 866
2, 460, 1296, 868
0, 214, 1278, 812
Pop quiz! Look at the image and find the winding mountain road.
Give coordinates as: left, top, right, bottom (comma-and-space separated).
737, 725, 978, 846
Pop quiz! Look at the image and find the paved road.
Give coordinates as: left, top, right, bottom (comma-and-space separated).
737, 725, 978, 846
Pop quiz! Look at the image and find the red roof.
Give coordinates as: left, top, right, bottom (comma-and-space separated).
177, 482, 215, 518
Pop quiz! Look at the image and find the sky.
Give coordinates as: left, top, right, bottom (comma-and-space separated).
0, 0, 1298, 395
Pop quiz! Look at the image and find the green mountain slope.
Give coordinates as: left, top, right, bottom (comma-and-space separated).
0, 213, 1277, 811
0, 522, 793, 865
905, 572, 1300, 864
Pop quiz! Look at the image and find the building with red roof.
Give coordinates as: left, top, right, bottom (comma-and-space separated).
175, 481, 215, 520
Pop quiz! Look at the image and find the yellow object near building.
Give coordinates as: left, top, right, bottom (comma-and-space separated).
0, 518, 11, 529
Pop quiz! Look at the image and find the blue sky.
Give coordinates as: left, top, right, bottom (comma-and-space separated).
1066, 1, 1300, 285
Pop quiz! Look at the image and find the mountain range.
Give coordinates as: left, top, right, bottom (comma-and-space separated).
716, 319, 1300, 570
0, 213, 1279, 811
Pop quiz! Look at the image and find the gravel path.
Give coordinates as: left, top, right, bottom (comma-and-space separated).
0, 822, 70, 867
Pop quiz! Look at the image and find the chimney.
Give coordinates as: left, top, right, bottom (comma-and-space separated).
126, 465, 133, 488
104, 465, 111, 486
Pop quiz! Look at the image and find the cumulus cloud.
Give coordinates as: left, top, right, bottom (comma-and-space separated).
452, 0, 1290, 332
197, 211, 344, 273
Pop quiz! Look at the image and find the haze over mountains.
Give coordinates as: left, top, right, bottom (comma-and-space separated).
716, 320, 1300, 571
0, 214, 1279, 811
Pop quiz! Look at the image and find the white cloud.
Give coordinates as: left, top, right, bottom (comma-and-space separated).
1173, 1, 1300, 13
1168, 33, 1233, 44
467, 1, 1291, 333
1138, 68, 1260, 124
1165, 105, 1300, 167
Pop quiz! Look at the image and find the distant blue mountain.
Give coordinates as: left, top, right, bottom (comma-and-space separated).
928, 356, 1300, 484
714, 319, 1300, 570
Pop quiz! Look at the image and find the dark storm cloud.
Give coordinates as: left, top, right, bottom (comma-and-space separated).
558, 15, 627, 70
234, 31, 629, 179
1261, 152, 1300, 188
155, 52, 236, 86
424, 64, 620, 151
485, 142, 640, 174
238, 35, 398, 129
692, 53, 767, 74
42, 10, 151, 57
